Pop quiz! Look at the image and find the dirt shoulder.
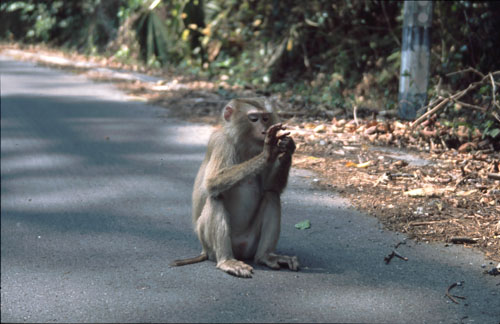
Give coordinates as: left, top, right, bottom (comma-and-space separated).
291, 124, 499, 262
2, 44, 498, 262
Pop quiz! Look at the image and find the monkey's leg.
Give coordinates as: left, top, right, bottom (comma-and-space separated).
253, 192, 300, 271
196, 198, 254, 278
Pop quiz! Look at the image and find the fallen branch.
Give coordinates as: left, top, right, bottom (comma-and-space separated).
384, 250, 409, 264
445, 281, 466, 304
408, 220, 447, 226
450, 237, 478, 244
411, 71, 499, 130
487, 173, 500, 181
410, 98, 450, 130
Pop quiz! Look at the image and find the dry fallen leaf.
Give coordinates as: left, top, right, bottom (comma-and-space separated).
293, 155, 325, 166
456, 189, 478, 196
346, 160, 374, 168
345, 161, 357, 168
295, 220, 311, 230
314, 124, 327, 133
404, 186, 449, 197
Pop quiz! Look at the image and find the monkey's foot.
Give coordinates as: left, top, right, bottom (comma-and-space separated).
257, 253, 300, 271
217, 259, 254, 278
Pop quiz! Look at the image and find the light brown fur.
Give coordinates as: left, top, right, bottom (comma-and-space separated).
171, 98, 299, 277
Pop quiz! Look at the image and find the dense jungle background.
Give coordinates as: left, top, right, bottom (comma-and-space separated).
2, 1, 499, 129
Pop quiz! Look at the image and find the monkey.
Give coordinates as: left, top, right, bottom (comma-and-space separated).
171, 98, 299, 278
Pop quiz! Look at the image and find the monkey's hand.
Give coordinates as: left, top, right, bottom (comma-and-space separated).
264, 123, 289, 161
278, 136, 295, 156
278, 136, 295, 164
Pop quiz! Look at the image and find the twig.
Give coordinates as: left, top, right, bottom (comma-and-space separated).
393, 250, 408, 261
300, 41, 310, 69
410, 98, 450, 130
488, 173, 500, 180
446, 294, 459, 304
353, 105, 359, 126
411, 76, 487, 130
446, 67, 484, 79
444, 67, 499, 84
390, 173, 415, 178
492, 111, 500, 123
445, 282, 465, 304
434, 76, 442, 97
384, 250, 408, 264
394, 240, 407, 249
490, 72, 500, 110
384, 251, 395, 264
411, 70, 500, 130
451, 99, 487, 112
440, 137, 449, 150
409, 96, 444, 123
490, 71, 500, 87
450, 237, 479, 244
408, 220, 447, 226
265, 37, 288, 69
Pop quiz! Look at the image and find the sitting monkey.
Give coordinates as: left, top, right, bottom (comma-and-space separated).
171, 98, 299, 277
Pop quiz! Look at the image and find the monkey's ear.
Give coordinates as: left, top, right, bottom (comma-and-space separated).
223, 105, 234, 122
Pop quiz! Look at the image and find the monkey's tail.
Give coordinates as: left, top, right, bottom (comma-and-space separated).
170, 253, 208, 267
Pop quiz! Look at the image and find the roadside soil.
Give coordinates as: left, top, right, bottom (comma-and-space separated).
2, 43, 498, 263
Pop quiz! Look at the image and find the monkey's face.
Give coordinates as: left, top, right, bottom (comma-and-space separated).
247, 111, 272, 143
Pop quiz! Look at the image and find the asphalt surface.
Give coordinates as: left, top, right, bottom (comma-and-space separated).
1, 56, 499, 323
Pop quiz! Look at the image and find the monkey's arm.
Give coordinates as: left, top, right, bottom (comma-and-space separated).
205, 152, 270, 197
205, 123, 285, 197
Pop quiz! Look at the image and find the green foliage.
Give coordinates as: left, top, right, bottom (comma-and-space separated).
1, 1, 55, 41
1, 0, 128, 53
133, 9, 170, 66
482, 120, 500, 139
433, 2, 500, 84
121, 0, 207, 67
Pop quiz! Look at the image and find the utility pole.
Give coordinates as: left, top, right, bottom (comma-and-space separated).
398, 1, 433, 120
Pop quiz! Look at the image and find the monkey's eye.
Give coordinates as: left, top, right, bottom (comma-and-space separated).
262, 116, 269, 122
248, 114, 259, 122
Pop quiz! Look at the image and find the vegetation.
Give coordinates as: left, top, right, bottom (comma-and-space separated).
1, 0, 499, 138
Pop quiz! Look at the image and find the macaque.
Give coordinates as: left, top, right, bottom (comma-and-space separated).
171, 98, 299, 278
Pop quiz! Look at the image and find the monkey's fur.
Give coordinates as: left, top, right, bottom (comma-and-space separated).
171, 98, 299, 277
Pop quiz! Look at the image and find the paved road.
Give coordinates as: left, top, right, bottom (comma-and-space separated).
1, 56, 499, 323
